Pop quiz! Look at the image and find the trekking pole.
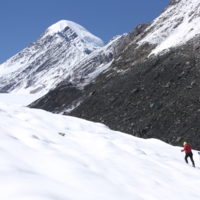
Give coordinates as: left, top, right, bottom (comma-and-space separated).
181, 151, 184, 158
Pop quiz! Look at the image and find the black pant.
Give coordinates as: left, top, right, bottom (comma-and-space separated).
185, 152, 195, 167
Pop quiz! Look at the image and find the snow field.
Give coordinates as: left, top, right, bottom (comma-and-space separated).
0, 96, 200, 199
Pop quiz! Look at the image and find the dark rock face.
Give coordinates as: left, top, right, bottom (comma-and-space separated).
30, 32, 200, 150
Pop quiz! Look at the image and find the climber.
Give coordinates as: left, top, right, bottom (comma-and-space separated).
181, 142, 195, 167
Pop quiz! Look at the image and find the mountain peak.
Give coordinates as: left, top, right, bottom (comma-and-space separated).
48, 20, 74, 33
47, 20, 104, 48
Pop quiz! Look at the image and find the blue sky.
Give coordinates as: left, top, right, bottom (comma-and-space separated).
0, 0, 169, 64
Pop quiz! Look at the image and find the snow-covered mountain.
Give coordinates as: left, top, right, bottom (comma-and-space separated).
1, 0, 200, 99
0, 19, 147, 95
1, 0, 200, 96
0, 20, 104, 94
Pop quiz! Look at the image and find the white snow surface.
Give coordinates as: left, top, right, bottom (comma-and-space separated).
0, 95, 200, 200
0, 93, 43, 106
139, 0, 200, 55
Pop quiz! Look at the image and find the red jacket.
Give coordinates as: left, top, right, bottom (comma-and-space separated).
181, 143, 192, 153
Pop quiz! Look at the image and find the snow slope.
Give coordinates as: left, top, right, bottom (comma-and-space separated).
0, 95, 200, 200
139, 0, 200, 55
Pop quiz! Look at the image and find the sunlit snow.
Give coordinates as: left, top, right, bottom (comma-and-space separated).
0, 94, 200, 200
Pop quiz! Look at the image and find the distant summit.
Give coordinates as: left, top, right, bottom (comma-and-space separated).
47, 20, 104, 49
0, 20, 105, 94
